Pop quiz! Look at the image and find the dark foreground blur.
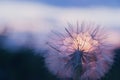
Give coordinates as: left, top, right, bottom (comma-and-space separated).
0, 28, 58, 80
0, 29, 120, 80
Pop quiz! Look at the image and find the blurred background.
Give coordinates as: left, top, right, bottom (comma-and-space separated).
0, 0, 120, 80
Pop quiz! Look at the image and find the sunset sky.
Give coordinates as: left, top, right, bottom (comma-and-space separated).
0, 0, 120, 49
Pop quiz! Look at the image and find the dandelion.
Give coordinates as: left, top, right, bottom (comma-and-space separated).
45, 22, 114, 80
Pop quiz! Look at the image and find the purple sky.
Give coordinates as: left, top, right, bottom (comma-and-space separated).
0, 1, 119, 51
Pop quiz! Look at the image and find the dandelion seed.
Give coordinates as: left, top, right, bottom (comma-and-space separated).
45, 22, 114, 80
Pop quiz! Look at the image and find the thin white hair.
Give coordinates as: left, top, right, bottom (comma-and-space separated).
45, 22, 114, 80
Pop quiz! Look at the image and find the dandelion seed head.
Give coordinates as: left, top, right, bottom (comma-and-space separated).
45, 22, 114, 80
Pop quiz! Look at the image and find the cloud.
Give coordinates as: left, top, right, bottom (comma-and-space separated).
0, 2, 120, 49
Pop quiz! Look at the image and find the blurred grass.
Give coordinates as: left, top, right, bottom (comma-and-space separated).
0, 47, 59, 80
0, 31, 58, 80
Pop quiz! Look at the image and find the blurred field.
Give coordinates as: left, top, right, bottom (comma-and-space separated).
0, 27, 119, 80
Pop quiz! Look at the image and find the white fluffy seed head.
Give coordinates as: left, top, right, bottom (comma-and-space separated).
45, 22, 114, 80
